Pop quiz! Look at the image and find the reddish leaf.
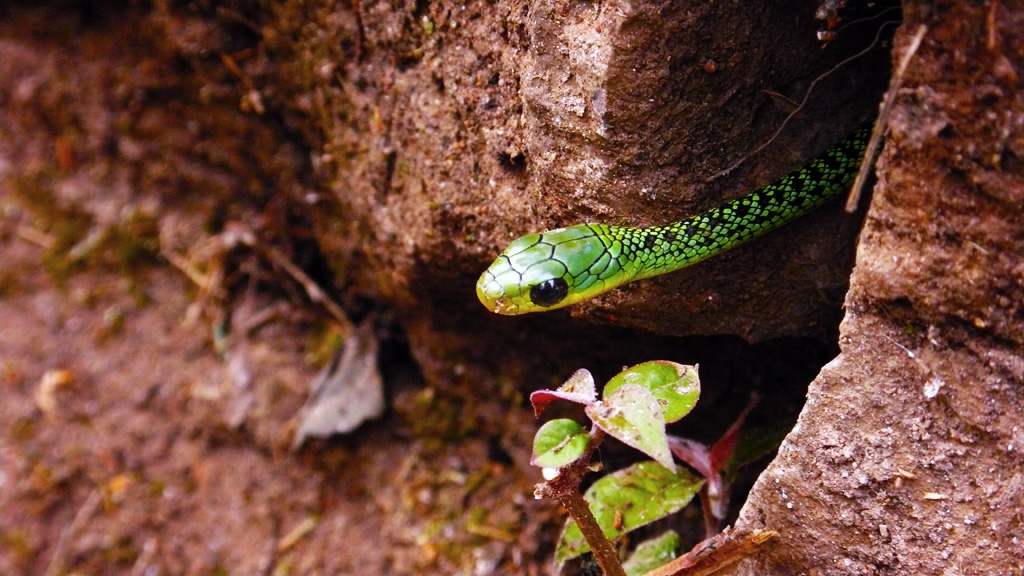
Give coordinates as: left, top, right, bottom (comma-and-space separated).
530, 368, 597, 417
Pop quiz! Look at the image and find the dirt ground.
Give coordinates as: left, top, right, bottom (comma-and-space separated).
0, 186, 564, 575
0, 2, 554, 574
0, 160, 554, 575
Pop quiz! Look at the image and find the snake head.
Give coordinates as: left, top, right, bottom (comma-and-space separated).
476, 224, 627, 315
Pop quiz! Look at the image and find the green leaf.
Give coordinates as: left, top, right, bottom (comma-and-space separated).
622, 530, 682, 576
531, 419, 589, 468
556, 461, 703, 564
604, 361, 699, 423
587, 384, 674, 471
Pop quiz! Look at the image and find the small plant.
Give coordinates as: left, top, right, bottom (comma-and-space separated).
530, 362, 778, 576
666, 397, 790, 538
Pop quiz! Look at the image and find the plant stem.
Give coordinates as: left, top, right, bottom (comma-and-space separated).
535, 427, 625, 576
557, 488, 627, 576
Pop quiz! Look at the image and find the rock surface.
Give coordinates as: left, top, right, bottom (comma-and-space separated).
322, 0, 888, 391
729, 5, 1024, 574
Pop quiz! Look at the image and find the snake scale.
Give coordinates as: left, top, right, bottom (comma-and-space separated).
476, 123, 872, 315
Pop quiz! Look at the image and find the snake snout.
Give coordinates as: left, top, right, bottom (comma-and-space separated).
476, 271, 517, 315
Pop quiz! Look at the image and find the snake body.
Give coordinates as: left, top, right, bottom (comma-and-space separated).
477, 124, 872, 315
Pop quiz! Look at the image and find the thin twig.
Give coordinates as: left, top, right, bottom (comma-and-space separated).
642, 527, 777, 576
163, 226, 354, 335
234, 229, 354, 332
161, 246, 222, 298
46, 489, 102, 576
215, 7, 263, 37
16, 225, 56, 248
836, 6, 903, 33
716, 21, 899, 180
229, 227, 354, 334
845, 23, 928, 212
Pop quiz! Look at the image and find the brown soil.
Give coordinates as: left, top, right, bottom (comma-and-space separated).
0, 2, 551, 574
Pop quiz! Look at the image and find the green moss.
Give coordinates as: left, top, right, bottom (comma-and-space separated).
7, 172, 161, 287
101, 536, 139, 565
0, 528, 34, 564
397, 387, 479, 448
304, 322, 347, 368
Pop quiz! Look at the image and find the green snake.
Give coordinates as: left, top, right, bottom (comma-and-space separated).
476, 124, 871, 314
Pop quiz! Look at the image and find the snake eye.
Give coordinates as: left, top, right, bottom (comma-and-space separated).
530, 278, 569, 307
